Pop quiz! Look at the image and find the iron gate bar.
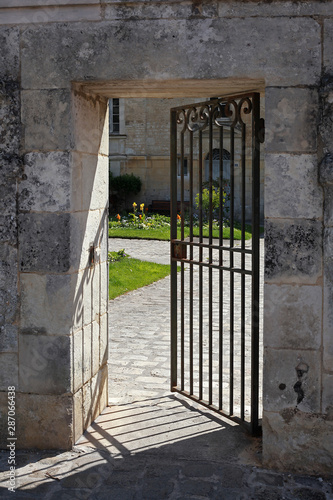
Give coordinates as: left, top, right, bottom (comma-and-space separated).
241, 118, 246, 421
189, 130, 194, 395
219, 125, 224, 411
170, 108, 177, 392
170, 92, 262, 435
251, 93, 261, 435
199, 129, 203, 402
208, 108, 213, 406
229, 117, 235, 417
180, 127, 185, 392
170, 258, 253, 275
172, 240, 253, 254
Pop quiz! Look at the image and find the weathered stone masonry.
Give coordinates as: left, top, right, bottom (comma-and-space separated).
0, 0, 332, 474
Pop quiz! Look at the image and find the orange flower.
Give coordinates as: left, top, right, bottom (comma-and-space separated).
116, 214, 121, 220
177, 214, 181, 220
139, 214, 142, 219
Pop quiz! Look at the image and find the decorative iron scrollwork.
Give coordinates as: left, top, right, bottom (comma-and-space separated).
176, 96, 253, 132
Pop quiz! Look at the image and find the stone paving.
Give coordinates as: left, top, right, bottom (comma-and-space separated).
0, 238, 332, 499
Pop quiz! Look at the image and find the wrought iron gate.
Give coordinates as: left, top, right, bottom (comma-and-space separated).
170, 93, 262, 435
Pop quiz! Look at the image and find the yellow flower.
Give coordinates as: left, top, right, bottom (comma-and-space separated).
140, 203, 144, 211
133, 202, 137, 208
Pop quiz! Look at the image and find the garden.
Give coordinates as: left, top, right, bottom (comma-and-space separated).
108, 173, 254, 299
108, 203, 252, 241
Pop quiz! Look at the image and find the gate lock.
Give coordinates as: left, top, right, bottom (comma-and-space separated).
172, 241, 187, 260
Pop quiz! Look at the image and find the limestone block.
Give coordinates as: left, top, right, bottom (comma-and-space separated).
19, 152, 72, 212
0, 179, 16, 219
264, 284, 322, 350
319, 152, 333, 186
19, 333, 71, 394
263, 348, 321, 413
73, 388, 83, 444
323, 187, 333, 228
319, 92, 333, 155
0, 27, 19, 80
265, 88, 318, 153
92, 320, 100, 377
0, 4, 101, 24
219, 1, 333, 16
73, 271, 84, 333
100, 209, 108, 265
99, 312, 108, 367
21, 89, 73, 150
21, 17, 320, 90
83, 323, 92, 384
0, 353, 18, 390
82, 154, 108, 212
91, 369, 102, 422
324, 19, 333, 74
0, 244, 18, 325
98, 364, 108, 414
100, 262, 109, 316
0, 391, 8, 448
83, 263, 100, 327
70, 210, 101, 272
73, 90, 108, 155
105, 2, 218, 20
73, 328, 83, 393
263, 410, 333, 475
99, 98, 109, 157
71, 152, 82, 212
15, 393, 73, 449
0, 0, 99, 5
265, 154, 322, 219
0, 152, 23, 183
83, 379, 92, 429
0, 82, 20, 154
265, 219, 322, 284
0, 324, 17, 352
20, 273, 74, 336
0, 215, 17, 245
18, 213, 70, 272
322, 373, 333, 415
323, 228, 333, 370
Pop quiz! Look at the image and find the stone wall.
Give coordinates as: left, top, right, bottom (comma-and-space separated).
0, 0, 332, 473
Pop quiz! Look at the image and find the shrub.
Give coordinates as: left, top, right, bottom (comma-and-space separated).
109, 173, 142, 211
195, 181, 230, 218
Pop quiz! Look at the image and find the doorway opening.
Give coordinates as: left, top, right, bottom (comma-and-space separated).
77, 79, 265, 440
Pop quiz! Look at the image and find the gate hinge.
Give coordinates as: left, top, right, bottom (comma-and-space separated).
258, 118, 265, 143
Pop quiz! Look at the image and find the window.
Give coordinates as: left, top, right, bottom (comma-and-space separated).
110, 98, 120, 135
177, 157, 188, 177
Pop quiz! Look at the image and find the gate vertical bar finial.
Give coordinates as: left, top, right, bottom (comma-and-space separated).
251, 93, 261, 435
170, 108, 178, 391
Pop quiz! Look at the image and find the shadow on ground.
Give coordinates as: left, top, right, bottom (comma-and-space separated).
0, 394, 332, 499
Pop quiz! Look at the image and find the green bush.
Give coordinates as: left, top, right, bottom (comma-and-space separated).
195, 183, 230, 218
110, 173, 142, 196
109, 173, 142, 211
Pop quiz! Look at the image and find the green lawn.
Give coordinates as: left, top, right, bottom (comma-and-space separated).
109, 225, 252, 241
109, 255, 173, 299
